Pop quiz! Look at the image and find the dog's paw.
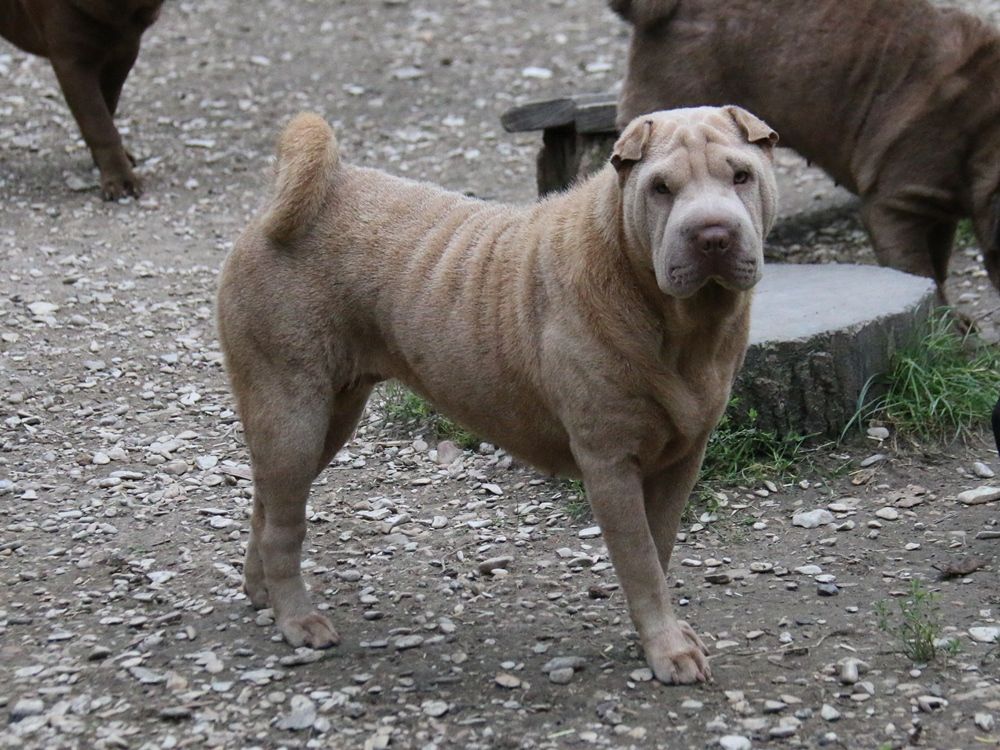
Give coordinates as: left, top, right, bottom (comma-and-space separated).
643, 620, 712, 684
101, 170, 143, 201
279, 612, 340, 650
243, 577, 270, 610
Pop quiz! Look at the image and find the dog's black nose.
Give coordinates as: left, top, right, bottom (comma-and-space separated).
694, 225, 734, 256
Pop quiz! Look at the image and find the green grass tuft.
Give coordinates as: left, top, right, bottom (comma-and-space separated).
875, 580, 955, 663
849, 309, 1000, 442
700, 402, 807, 485
380, 384, 480, 449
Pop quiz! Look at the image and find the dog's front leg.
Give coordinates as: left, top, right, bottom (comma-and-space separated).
48, 53, 141, 200
581, 455, 711, 684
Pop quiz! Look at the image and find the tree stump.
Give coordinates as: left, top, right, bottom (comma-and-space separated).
737, 264, 936, 436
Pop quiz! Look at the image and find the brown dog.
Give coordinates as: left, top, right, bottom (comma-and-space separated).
0, 0, 163, 199
217, 107, 778, 684
611, 0, 1000, 295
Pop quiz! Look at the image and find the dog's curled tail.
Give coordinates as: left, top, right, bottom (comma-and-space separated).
262, 112, 340, 244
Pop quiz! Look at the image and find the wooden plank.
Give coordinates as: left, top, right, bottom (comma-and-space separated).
500, 97, 576, 132
574, 100, 618, 134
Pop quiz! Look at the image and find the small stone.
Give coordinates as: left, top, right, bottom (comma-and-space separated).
495, 672, 521, 689
874, 507, 899, 521
718, 736, 751, 750
681, 699, 703, 711
860, 453, 887, 468
867, 426, 890, 440
27, 301, 58, 317
821, 704, 841, 722
794, 564, 823, 575
792, 509, 835, 528
422, 700, 449, 718
763, 700, 787, 713
769, 722, 798, 739
957, 486, 1000, 505
974, 713, 995, 731
969, 627, 1000, 643
542, 656, 587, 673
276, 695, 316, 731
817, 583, 840, 597
435, 441, 462, 465
629, 668, 653, 682
838, 658, 868, 684
394, 634, 424, 651
549, 667, 574, 684
973, 462, 995, 479
522, 66, 553, 79
279, 649, 323, 667
10, 699, 44, 721
578, 526, 601, 539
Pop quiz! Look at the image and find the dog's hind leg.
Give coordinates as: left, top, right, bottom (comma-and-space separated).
239, 378, 372, 649
861, 198, 957, 298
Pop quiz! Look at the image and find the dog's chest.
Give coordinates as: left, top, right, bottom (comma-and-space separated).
640, 364, 733, 470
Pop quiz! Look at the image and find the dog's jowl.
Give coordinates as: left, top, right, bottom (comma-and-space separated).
217, 107, 779, 684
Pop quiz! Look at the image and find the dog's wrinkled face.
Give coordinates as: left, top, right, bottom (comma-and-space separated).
612, 107, 779, 298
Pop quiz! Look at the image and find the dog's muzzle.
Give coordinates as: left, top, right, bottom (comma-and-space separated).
662, 222, 760, 297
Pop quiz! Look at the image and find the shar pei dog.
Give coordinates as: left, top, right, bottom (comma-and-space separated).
217, 106, 778, 684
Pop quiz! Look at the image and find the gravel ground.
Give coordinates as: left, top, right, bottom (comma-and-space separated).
2, 1, 1000, 749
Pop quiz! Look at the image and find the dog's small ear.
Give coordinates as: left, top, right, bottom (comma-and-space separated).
611, 119, 654, 174
725, 105, 779, 150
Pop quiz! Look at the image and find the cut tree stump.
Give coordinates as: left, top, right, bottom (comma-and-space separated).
737, 264, 936, 436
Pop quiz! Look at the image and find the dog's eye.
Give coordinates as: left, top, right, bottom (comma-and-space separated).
653, 181, 670, 195
733, 170, 751, 185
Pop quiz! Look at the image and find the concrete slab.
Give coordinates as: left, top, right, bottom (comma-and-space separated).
735, 264, 936, 436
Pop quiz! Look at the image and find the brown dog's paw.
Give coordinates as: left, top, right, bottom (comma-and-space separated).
643, 621, 712, 685
101, 170, 143, 201
279, 612, 340, 649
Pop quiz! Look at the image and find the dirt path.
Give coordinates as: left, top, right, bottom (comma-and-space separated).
2, 2, 1000, 748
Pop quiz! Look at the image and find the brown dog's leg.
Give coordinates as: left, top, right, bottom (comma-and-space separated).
581, 454, 711, 684
861, 199, 957, 297
48, 54, 141, 200
100, 47, 139, 117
